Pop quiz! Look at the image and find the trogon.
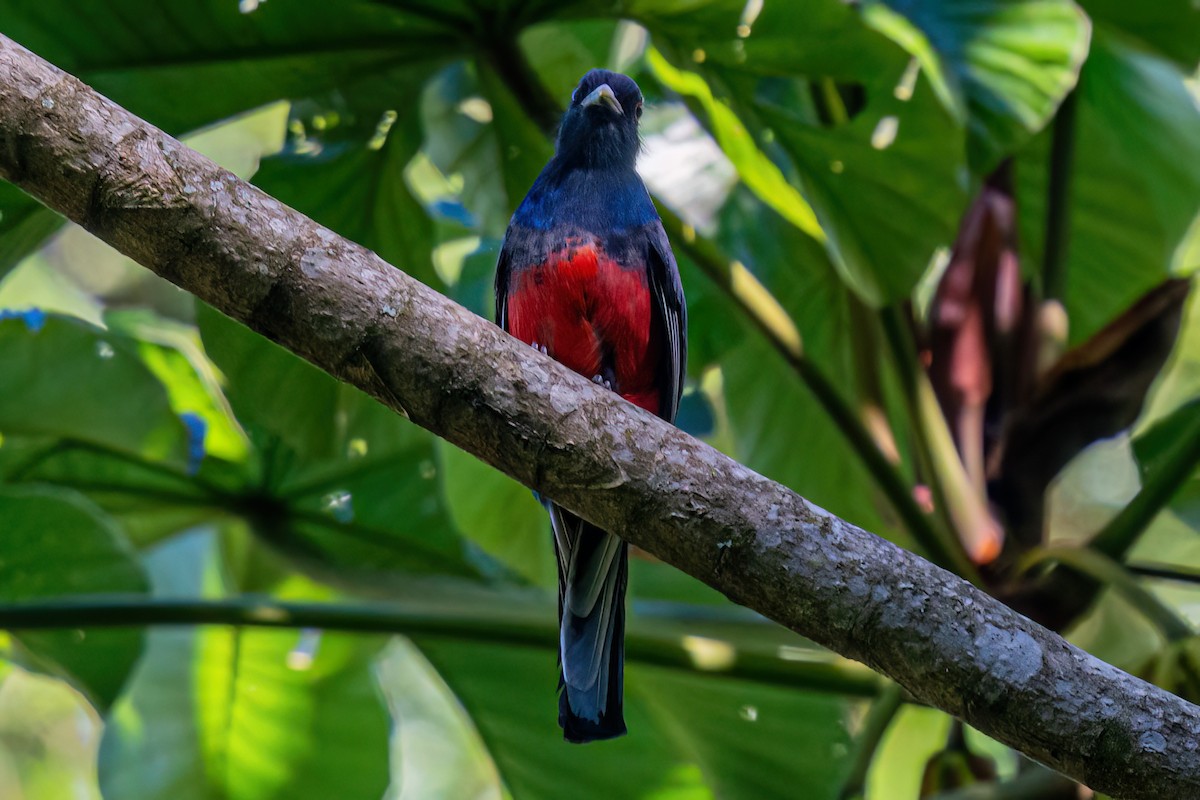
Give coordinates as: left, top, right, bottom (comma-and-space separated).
494, 69, 687, 742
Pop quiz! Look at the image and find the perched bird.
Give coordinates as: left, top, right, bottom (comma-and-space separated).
494, 69, 687, 743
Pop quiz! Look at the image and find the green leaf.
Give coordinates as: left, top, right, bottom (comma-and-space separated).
0, 486, 148, 708
106, 309, 249, 465
436, 439, 553, 585
376, 638, 505, 799
418, 639, 706, 799
1134, 399, 1200, 487
477, 63, 557, 213
1142, 289, 1200, 428
1, 0, 460, 134
520, 19, 621, 104
635, 668, 853, 799
722, 335, 887, 538
0, 313, 188, 465
0, 0, 465, 269
1077, 0, 1200, 67
880, 0, 1090, 171
195, 303, 384, 463
627, 0, 897, 80
99, 534, 391, 800
866, 705, 952, 799
647, 49, 826, 243
1018, 31, 1200, 343
2, 443, 222, 549
0, 185, 62, 282
640, 3, 969, 305
757, 65, 967, 305
714, 192, 893, 539
421, 64, 511, 237
416, 637, 856, 799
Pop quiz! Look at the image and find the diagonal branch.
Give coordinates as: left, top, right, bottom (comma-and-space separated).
1, 34, 1198, 799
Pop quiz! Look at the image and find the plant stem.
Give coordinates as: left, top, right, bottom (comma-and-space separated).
879, 306, 987, 575
1128, 563, 1200, 585
0, 597, 884, 696
1022, 546, 1192, 642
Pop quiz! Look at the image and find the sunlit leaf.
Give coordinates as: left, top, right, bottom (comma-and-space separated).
647, 49, 825, 243
99, 533, 391, 800
106, 309, 249, 465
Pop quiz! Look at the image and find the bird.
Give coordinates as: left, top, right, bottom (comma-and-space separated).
494, 69, 687, 743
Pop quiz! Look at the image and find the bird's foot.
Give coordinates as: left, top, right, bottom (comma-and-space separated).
591, 374, 612, 391
531, 341, 549, 356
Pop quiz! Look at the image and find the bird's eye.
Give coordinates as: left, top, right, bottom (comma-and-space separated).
635, 102, 644, 119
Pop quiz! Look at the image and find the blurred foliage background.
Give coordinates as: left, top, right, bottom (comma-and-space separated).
0, 0, 1198, 798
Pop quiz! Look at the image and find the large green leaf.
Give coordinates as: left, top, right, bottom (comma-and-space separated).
758, 65, 967, 306
635, 667, 852, 799
1018, 30, 1200, 343
100, 534, 391, 800
0, 0, 458, 134
0, 313, 188, 465
721, 335, 888, 539
1077, 0, 1200, 67
436, 439, 553, 585
416, 637, 856, 800
0, 0, 466, 276
639, 1, 968, 305
5, 443, 226, 548
0, 311, 236, 549
625, 0, 897, 79
106, 309, 249, 465
880, 0, 1090, 172
647, 50, 825, 243
0, 486, 148, 708
422, 61, 553, 237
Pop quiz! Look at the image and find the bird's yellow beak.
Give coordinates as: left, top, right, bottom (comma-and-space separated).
581, 84, 624, 116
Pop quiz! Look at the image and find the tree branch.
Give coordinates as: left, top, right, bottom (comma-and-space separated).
1, 34, 1198, 799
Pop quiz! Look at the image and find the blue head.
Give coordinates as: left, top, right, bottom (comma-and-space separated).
554, 69, 644, 172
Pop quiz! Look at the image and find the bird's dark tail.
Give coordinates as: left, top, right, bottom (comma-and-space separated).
548, 503, 628, 743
